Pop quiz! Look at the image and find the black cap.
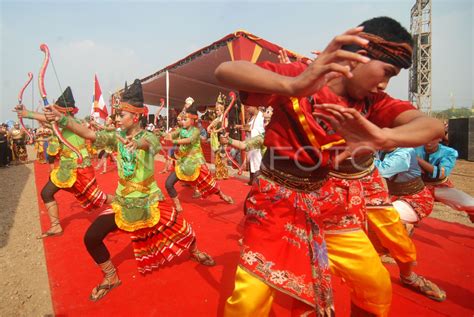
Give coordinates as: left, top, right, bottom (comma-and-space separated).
186, 102, 198, 116
122, 79, 144, 107
56, 86, 76, 109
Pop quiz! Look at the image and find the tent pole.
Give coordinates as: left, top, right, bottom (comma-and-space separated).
166, 70, 169, 131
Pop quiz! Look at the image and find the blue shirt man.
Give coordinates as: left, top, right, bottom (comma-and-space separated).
376, 148, 421, 182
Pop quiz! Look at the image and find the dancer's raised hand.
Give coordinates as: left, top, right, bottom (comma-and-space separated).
313, 103, 389, 154
289, 27, 371, 97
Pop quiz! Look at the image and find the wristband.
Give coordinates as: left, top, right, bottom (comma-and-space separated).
172, 140, 178, 145
228, 138, 233, 145
25, 110, 34, 119
132, 139, 140, 148
57, 115, 69, 128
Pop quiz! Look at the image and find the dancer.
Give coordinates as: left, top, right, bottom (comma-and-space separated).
34, 123, 51, 163
15, 87, 110, 238
328, 154, 445, 304
277, 23, 447, 305
416, 139, 474, 221
44, 79, 215, 301
207, 93, 229, 179
376, 147, 434, 230
216, 16, 444, 316
10, 122, 28, 164
277, 30, 445, 305
164, 101, 234, 212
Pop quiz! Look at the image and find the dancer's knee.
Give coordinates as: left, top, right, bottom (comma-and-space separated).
165, 176, 178, 197
84, 226, 101, 250
41, 185, 55, 203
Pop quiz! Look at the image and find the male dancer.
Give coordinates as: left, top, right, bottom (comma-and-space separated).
216, 16, 444, 316
416, 138, 474, 221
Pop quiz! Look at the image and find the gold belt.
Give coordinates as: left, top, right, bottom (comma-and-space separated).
422, 176, 448, 186
119, 175, 155, 196
329, 162, 375, 180
260, 163, 326, 193
386, 177, 425, 196
329, 154, 375, 180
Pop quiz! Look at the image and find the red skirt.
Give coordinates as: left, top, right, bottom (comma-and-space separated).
129, 200, 195, 274
360, 169, 392, 207
390, 187, 434, 221
240, 175, 335, 315
189, 164, 220, 198
425, 178, 454, 196
65, 166, 107, 210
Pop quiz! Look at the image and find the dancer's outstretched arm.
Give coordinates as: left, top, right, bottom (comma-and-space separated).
165, 128, 200, 146
13, 104, 48, 123
215, 27, 370, 97
43, 105, 96, 141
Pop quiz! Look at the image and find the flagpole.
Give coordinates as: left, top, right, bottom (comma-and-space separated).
31, 76, 35, 130
166, 70, 169, 131
91, 75, 95, 118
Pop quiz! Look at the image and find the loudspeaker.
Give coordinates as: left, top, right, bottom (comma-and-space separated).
448, 117, 474, 161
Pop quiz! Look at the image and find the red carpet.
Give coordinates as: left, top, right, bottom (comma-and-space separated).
33, 161, 474, 316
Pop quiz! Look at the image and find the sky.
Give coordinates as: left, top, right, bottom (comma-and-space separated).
1, 0, 472, 124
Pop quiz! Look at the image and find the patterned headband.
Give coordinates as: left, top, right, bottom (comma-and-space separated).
359, 32, 413, 69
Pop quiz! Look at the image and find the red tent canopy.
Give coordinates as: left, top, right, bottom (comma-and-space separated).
134, 30, 304, 109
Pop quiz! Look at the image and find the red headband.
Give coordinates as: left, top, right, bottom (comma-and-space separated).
359, 32, 413, 69
53, 104, 78, 114
118, 102, 148, 115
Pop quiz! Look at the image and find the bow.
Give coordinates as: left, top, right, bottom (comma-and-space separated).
154, 98, 165, 126
221, 91, 243, 174
39, 43, 83, 164
17, 72, 34, 143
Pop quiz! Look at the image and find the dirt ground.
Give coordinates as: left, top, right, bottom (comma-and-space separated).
0, 146, 472, 316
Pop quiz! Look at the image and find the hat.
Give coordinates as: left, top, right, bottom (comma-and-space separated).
185, 103, 199, 120
55, 86, 77, 112
118, 79, 147, 114
185, 97, 194, 106
122, 79, 144, 107
56, 86, 76, 109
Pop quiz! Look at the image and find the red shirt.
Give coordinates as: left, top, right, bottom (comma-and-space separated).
240, 61, 415, 167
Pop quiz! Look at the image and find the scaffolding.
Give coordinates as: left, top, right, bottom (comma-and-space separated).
409, 0, 432, 115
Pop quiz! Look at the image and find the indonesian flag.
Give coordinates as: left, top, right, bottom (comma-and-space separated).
91, 74, 108, 121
